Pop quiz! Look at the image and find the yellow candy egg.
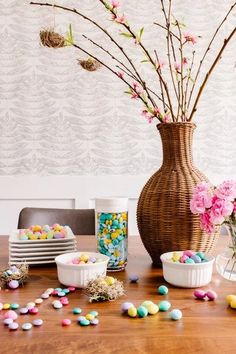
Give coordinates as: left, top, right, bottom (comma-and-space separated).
128, 306, 137, 318
54, 225, 63, 232
105, 276, 115, 285
146, 303, 159, 315
226, 294, 236, 305
118, 260, 125, 266
111, 233, 117, 239
230, 299, 236, 309
172, 252, 180, 262
114, 250, 120, 257
121, 213, 127, 220
80, 254, 89, 262
3, 303, 11, 310
32, 225, 42, 232
85, 314, 95, 321
40, 234, 47, 240
141, 300, 154, 309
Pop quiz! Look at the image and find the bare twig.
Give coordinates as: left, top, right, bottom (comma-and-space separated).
154, 22, 180, 41
184, 51, 195, 117
175, 19, 185, 121
188, 27, 236, 121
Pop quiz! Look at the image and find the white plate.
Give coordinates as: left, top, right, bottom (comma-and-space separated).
9, 240, 77, 248
9, 252, 75, 261
9, 244, 77, 253
9, 226, 75, 243
10, 249, 77, 257
9, 259, 56, 265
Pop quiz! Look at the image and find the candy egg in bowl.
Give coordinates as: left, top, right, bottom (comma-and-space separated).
55, 252, 110, 288
160, 251, 215, 288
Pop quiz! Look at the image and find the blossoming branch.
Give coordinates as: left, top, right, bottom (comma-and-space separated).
30, 0, 236, 124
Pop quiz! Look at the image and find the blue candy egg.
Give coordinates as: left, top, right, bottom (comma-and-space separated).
170, 309, 182, 320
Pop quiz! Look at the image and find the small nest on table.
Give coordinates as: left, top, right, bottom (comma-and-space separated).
0, 263, 29, 288
78, 58, 101, 72
85, 276, 125, 302
40, 29, 65, 48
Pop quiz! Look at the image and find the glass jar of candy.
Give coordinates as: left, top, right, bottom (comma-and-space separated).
95, 197, 128, 271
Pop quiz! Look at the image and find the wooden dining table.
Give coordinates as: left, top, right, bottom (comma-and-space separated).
0, 234, 236, 354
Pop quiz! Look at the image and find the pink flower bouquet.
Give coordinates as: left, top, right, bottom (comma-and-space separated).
190, 180, 236, 234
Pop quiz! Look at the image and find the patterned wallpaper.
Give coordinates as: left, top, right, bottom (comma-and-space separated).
0, 0, 235, 178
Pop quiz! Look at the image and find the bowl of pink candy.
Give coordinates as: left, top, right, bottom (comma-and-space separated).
55, 252, 109, 288
160, 250, 215, 288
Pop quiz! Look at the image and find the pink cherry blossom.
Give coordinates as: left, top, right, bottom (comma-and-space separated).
156, 59, 165, 70
184, 32, 197, 44
174, 62, 180, 71
182, 57, 188, 65
190, 190, 213, 214
131, 82, 143, 99
209, 197, 234, 225
117, 71, 124, 79
111, 0, 120, 8
215, 180, 236, 201
113, 14, 126, 24
163, 114, 170, 123
141, 109, 149, 117
153, 107, 160, 115
146, 116, 154, 124
200, 212, 215, 234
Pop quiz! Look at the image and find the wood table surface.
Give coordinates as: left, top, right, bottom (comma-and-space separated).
0, 234, 236, 354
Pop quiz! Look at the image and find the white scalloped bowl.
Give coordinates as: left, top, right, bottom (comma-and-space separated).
55, 252, 109, 288
160, 251, 215, 288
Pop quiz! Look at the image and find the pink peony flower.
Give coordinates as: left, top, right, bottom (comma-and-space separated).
215, 180, 236, 201
190, 190, 213, 214
209, 197, 234, 225
111, 0, 120, 8
184, 32, 197, 44
193, 182, 212, 195
200, 212, 215, 234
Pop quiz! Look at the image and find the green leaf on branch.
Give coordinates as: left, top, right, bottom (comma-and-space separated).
119, 32, 133, 38
141, 59, 150, 63
124, 90, 132, 95
65, 24, 74, 46
136, 27, 144, 43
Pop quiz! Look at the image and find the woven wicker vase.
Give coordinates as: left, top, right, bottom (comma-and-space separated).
137, 122, 219, 266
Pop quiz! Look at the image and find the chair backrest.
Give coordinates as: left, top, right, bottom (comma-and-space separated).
18, 207, 95, 235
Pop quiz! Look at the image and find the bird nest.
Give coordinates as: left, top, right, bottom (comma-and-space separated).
85, 276, 125, 302
78, 58, 101, 72
0, 263, 29, 288
40, 29, 65, 48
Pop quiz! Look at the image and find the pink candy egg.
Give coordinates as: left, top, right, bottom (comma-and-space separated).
4, 310, 18, 320
68, 286, 76, 292
29, 307, 39, 315
183, 250, 195, 257
206, 290, 217, 301
60, 297, 69, 305
61, 318, 71, 326
180, 255, 189, 263
72, 258, 80, 264
194, 289, 206, 300
8, 280, 19, 289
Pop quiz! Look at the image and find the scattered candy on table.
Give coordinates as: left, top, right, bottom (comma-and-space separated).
17, 224, 69, 240
8, 280, 19, 289
4, 310, 18, 320
22, 323, 32, 331
170, 309, 182, 321
32, 319, 43, 326
9, 322, 19, 331
96, 211, 128, 270
29, 307, 39, 315
3, 318, 14, 326
158, 285, 168, 295
158, 301, 171, 312
129, 274, 139, 283
73, 307, 82, 315
10, 303, 20, 310
121, 302, 134, 313
61, 319, 71, 326
226, 294, 236, 309
194, 289, 217, 301
170, 251, 208, 264
137, 306, 148, 318
19, 307, 29, 315
128, 306, 137, 318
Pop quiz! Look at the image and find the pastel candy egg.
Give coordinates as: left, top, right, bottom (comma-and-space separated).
29, 307, 39, 314
73, 307, 82, 314
230, 299, 236, 309
172, 252, 181, 262
89, 310, 98, 317
8, 280, 19, 289
68, 286, 76, 292
62, 288, 70, 294
129, 274, 139, 283
105, 276, 115, 285
146, 303, 159, 315
77, 316, 86, 322
61, 319, 71, 326
22, 322, 32, 331
35, 298, 43, 305
185, 258, 195, 264
141, 300, 154, 309
180, 255, 189, 263
196, 252, 205, 260
53, 301, 63, 309
80, 254, 89, 262
183, 250, 194, 257
89, 257, 97, 263
10, 303, 20, 310
9, 322, 19, 331
158, 285, 168, 295
20, 235, 28, 240
159, 301, 171, 312
43, 224, 51, 232
60, 297, 69, 305
6, 270, 13, 275
79, 319, 90, 326
194, 289, 206, 300
3, 303, 11, 310
4, 310, 18, 320
72, 258, 80, 264
85, 314, 95, 321
205, 290, 217, 301
137, 306, 148, 318
121, 302, 134, 313
190, 255, 202, 263
170, 309, 182, 320
90, 318, 99, 325
32, 225, 42, 232
47, 231, 54, 239
54, 232, 64, 239
41, 293, 49, 299
33, 319, 43, 326
58, 291, 66, 297
26, 302, 36, 309
226, 294, 236, 305
19, 307, 28, 315
3, 318, 14, 326
127, 306, 137, 318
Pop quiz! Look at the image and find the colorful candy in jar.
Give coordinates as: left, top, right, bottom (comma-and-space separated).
18, 224, 68, 240
170, 250, 208, 264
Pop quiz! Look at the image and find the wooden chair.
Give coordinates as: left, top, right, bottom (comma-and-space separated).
17, 207, 95, 235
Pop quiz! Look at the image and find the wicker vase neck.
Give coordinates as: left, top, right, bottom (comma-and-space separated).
157, 122, 195, 169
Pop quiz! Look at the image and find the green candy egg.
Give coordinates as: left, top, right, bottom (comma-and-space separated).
158, 285, 168, 295
79, 319, 90, 326
185, 258, 195, 264
159, 300, 171, 312
137, 306, 148, 318
196, 252, 205, 260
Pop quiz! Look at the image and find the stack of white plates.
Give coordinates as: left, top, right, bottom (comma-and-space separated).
9, 227, 77, 265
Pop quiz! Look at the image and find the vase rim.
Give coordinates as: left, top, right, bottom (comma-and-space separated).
157, 122, 196, 130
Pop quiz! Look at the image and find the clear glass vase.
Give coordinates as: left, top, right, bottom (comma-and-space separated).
216, 220, 236, 281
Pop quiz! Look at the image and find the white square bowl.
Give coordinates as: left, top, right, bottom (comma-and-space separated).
55, 252, 109, 288
160, 251, 215, 288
